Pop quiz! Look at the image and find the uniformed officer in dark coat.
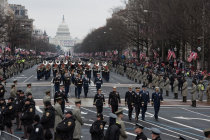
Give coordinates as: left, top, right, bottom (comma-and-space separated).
134, 87, 142, 121
151, 87, 163, 121
203, 128, 210, 139
108, 86, 121, 113
83, 74, 89, 98
29, 115, 44, 140
0, 98, 5, 130
90, 113, 106, 140
85, 66, 91, 82
53, 74, 61, 92
21, 98, 36, 139
41, 101, 55, 140
15, 91, 25, 130
151, 128, 162, 140
93, 89, 105, 114
125, 86, 135, 120
63, 72, 71, 100
140, 86, 150, 121
75, 74, 83, 99
56, 111, 76, 140
0, 83, 6, 98
94, 73, 103, 91
134, 123, 147, 140
4, 97, 15, 134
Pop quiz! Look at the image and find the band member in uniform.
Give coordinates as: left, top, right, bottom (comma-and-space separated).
94, 73, 103, 91
108, 86, 121, 113
140, 86, 150, 121
53, 74, 61, 92
151, 87, 163, 121
83, 74, 89, 98
63, 72, 71, 100
75, 74, 83, 99
93, 89, 105, 114
125, 86, 135, 120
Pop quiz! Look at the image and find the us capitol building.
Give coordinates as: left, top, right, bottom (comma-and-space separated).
49, 15, 75, 54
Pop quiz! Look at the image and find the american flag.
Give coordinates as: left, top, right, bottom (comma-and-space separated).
140, 53, 146, 60
187, 51, 198, 62
153, 50, 159, 58
167, 50, 176, 60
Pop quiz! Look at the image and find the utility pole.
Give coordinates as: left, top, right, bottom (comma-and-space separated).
201, 0, 205, 70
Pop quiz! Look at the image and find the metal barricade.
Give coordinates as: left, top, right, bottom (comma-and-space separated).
0, 131, 21, 140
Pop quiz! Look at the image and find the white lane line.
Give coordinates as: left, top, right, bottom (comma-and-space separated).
181, 108, 210, 118
23, 75, 34, 83
146, 112, 203, 132
36, 106, 43, 113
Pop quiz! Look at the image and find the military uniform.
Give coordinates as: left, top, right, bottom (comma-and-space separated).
90, 119, 106, 140
125, 90, 135, 120
29, 122, 44, 140
0, 84, 6, 98
94, 76, 103, 91
164, 78, 170, 96
93, 92, 105, 114
63, 74, 71, 99
116, 110, 127, 140
54, 102, 63, 132
151, 91, 163, 121
140, 88, 150, 121
108, 91, 121, 113
75, 76, 83, 99
73, 105, 83, 140
191, 83, 197, 107
83, 76, 89, 98
135, 124, 147, 140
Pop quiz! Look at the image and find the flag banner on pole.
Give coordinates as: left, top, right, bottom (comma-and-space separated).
167, 50, 172, 60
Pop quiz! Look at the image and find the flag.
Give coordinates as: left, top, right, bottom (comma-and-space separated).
140, 53, 146, 60
153, 50, 159, 58
167, 50, 173, 60
187, 51, 198, 62
113, 50, 118, 55
5, 47, 11, 52
132, 52, 137, 58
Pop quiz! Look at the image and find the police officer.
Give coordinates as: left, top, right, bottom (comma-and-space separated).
4, 97, 15, 134
56, 111, 75, 140
125, 86, 135, 120
134, 87, 142, 121
90, 113, 106, 140
151, 128, 162, 140
93, 89, 105, 114
203, 128, 210, 140
75, 74, 83, 99
134, 124, 147, 140
15, 91, 25, 130
29, 115, 44, 140
94, 73, 103, 91
41, 101, 55, 140
151, 87, 163, 121
53, 74, 61, 92
54, 89, 66, 114
108, 86, 121, 113
83, 74, 89, 98
43, 90, 51, 106
140, 86, 150, 121
63, 72, 71, 100
21, 98, 35, 139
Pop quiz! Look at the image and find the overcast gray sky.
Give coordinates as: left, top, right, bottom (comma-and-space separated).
8, 0, 125, 40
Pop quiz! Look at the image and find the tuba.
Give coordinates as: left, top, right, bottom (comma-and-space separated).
56, 60, 60, 65
43, 60, 48, 65
64, 60, 68, 65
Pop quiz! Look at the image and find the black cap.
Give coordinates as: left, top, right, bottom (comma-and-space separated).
34, 114, 40, 122
204, 128, 210, 137
44, 101, 51, 106
8, 97, 14, 101
142, 85, 146, 88
135, 123, 144, 129
27, 92, 32, 96
65, 110, 73, 115
97, 113, 104, 120
27, 83, 31, 87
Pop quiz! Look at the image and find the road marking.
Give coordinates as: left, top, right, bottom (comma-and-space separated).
146, 112, 203, 132
36, 106, 43, 113
23, 75, 34, 83
174, 116, 210, 122
181, 108, 210, 118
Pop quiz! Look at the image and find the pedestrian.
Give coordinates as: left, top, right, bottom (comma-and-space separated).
15, 91, 25, 130
115, 109, 127, 140
206, 83, 210, 103
29, 115, 44, 140
104, 113, 121, 140
25, 83, 32, 95
10, 85, 17, 98
191, 81, 197, 107
83, 74, 89, 98
0, 83, 6, 99
151, 128, 162, 140
134, 87, 142, 121
182, 79, 188, 102
41, 101, 55, 140
94, 73, 103, 91
125, 86, 135, 120
90, 113, 106, 140
151, 87, 163, 121
73, 99, 83, 140
93, 89, 105, 114
140, 86, 150, 121
134, 123, 147, 140
56, 111, 76, 140
43, 90, 51, 106
108, 86, 121, 113
203, 128, 210, 140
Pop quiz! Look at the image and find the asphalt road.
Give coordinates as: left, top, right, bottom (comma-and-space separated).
3, 65, 210, 140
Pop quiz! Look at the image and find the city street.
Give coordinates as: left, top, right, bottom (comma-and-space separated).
4, 65, 210, 140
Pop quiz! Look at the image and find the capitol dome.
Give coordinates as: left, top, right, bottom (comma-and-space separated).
56, 15, 70, 36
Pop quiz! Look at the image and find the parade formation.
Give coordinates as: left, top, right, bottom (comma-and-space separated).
0, 56, 210, 140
